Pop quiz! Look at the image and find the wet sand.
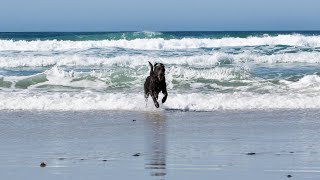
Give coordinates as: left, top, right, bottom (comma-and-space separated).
1, 110, 320, 179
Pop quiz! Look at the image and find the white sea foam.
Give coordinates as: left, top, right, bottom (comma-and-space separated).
1, 51, 320, 68
40, 66, 107, 89
1, 33, 320, 111
0, 34, 320, 51
2, 65, 320, 95
0, 92, 320, 111
1, 66, 108, 90
165, 66, 249, 81
0, 66, 247, 91
282, 75, 320, 92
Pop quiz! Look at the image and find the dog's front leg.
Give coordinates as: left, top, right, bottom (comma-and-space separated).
162, 88, 168, 103
150, 91, 159, 108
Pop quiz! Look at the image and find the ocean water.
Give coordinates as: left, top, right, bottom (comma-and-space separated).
1, 31, 320, 111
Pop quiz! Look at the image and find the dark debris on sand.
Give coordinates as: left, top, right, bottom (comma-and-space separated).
40, 162, 46, 167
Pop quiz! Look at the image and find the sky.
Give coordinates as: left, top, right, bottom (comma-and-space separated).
0, 0, 320, 31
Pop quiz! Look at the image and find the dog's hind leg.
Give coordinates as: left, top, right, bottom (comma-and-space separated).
145, 95, 148, 107
144, 92, 149, 99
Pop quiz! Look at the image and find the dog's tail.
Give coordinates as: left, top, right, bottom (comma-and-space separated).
148, 61, 153, 75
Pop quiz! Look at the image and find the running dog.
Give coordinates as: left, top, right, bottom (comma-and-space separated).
144, 61, 168, 108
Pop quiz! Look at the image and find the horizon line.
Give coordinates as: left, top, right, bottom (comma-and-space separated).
1, 30, 320, 33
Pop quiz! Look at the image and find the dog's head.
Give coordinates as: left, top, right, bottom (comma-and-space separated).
154, 63, 165, 81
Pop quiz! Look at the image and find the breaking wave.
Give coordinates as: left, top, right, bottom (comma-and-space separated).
1, 52, 320, 68
1, 92, 320, 111
0, 34, 320, 51
1, 32, 320, 111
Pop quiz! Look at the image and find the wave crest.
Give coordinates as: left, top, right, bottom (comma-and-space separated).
1, 92, 320, 111
0, 34, 320, 51
1, 52, 320, 68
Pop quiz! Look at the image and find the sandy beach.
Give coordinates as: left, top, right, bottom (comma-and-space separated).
1, 110, 320, 179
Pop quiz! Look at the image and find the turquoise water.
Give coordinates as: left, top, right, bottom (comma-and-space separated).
0, 31, 320, 110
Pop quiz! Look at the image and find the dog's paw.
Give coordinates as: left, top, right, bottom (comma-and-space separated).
154, 102, 159, 108
162, 98, 166, 104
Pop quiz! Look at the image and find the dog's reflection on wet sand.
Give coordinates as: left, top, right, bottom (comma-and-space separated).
144, 113, 167, 178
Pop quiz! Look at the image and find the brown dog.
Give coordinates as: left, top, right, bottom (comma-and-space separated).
144, 61, 168, 108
